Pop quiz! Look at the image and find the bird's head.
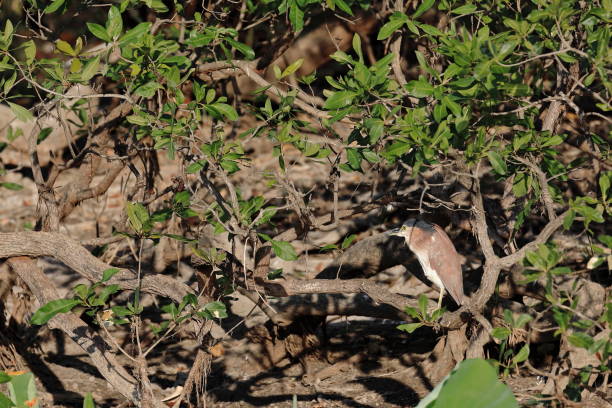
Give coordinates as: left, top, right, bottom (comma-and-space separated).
388, 219, 418, 238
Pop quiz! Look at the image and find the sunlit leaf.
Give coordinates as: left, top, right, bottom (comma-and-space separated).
271, 240, 298, 261
30, 299, 81, 325
7, 102, 33, 122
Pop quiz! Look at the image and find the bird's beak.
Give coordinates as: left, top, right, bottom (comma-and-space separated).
387, 228, 401, 236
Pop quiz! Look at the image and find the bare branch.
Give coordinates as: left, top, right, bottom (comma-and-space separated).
260, 278, 417, 316
0, 232, 197, 304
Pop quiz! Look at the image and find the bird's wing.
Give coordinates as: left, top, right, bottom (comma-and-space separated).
429, 224, 464, 305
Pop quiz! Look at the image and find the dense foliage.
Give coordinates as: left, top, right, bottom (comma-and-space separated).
0, 0, 609, 406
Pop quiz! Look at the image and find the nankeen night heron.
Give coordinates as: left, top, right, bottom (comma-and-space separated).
389, 219, 464, 308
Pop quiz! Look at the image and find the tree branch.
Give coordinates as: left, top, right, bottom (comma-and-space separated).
7, 257, 162, 407
0, 232, 196, 304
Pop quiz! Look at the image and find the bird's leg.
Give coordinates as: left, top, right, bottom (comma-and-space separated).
437, 288, 445, 309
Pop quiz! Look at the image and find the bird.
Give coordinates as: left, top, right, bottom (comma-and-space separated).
389, 219, 464, 308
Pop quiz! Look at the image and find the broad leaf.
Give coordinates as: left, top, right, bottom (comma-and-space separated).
30, 299, 81, 325
271, 240, 298, 261
416, 359, 518, 408
87, 23, 111, 42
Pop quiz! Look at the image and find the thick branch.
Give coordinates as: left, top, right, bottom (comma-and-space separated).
0, 232, 194, 304
59, 160, 125, 219
260, 278, 417, 315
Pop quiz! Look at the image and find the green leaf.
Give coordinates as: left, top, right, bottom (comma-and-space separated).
126, 115, 149, 126
364, 118, 383, 143
416, 359, 518, 408
56, 40, 75, 56
362, 150, 380, 163
111, 305, 134, 317
0, 390, 13, 408
8, 102, 33, 122
512, 172, 530, 197
205, 88, 216, 104
80, 56, 100, 81
418, 294, 428, 317
352, 33, 363, 62
346, 148, 362, 170
598, 234, 612, 248
199, 301, 228, 319
208, 103, 238, 120
70, 58, 82, 74
541, 134, 564, 147
515, 314, 533, 329
452, 4, 478, 15
225, 38, 255, 60
341, 234, 357, 249
31, 299, 81, 325
397, 322, 423, 333
126, 202, 151, 233
106, 6, 123, 39
383, 141, 410, 158
413, 0, 435, 18
0, 182, 23, 191
134, 81, 162, 98
220, 160, 240, 173
186, 161, 205, 174
557, 52, 577, 63
2, 20, 14, 51
87, 23, 111, 42
119, 22, 151, 45
417, 22, 444, 37
575, 205, 604, 223
561, 210, 574, 230
405, 80, 434, 97
568, 332, 594, 349
324, 90, 356, 110
172, 190, 191, 207
549, 266, 571, 276
146, 0, 168, 12
491, 327, 511, 340
73, 284, 90, 301
281, 58, 304, 78
163, 234, 196, 243
93, 284, 120, 306
512, 344, 530, 364
271, 240, 298, 261
7, 372, 36, 408
487, 151, 507, 175
0, 371, 11, 383
377, 13, 408, 40
331, 0, 353, 15
22, 40, 36, 65
45, 0, 66, 13
599, 172, 610, 200
83, 392, 95, 408
289, 1, 304, 32
101, 268, 120, 283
